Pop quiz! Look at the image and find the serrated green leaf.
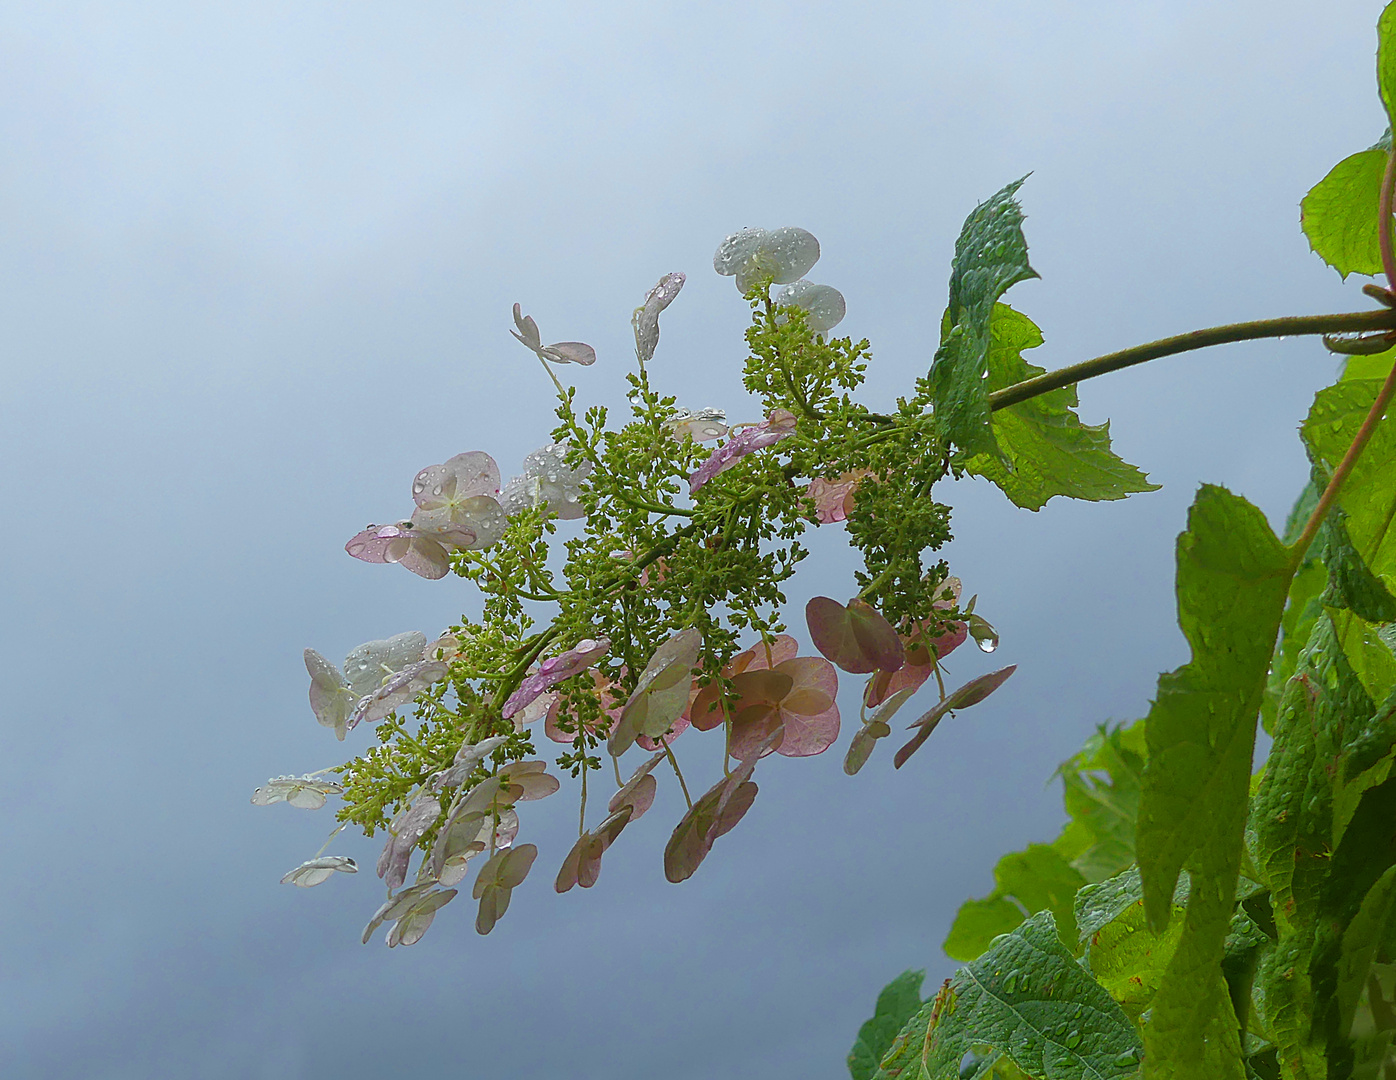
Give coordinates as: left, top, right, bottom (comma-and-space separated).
1074, 866, 1191, 943
1341, 347, 1396, 382
1336, 865, 1396, 1044
1310, 777, 1396, 1079
1253, 616, 1376, 907
1250, 615, 1396, 1080
1255, 934, 1325, 1080
1380, 2, 1396, 130
1302, 379, 1396, 594
1320, 507, 1396, 623
943, 844, 1087, 961
926, 179, 1039, 459
850, 970, 927, 1080
1300, 377, 1396, 702
964, 305, 1157, 511
912, 911, 1142, 1080
944, 897, 1033, 963
1301, 149, 1388, 279
1053, 720, 1148, 883
1135, 485, 1295, 1080
1075, 868, 1189, 1022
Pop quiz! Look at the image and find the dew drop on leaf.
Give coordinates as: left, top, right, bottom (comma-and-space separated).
1065, 1031, 1081, 1050
1114, 1050, 1140, 1067
1002, 973, 1017, 993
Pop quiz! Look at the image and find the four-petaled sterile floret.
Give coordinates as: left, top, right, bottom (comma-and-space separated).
712, 226, 821, 293
281, 855, 358, 887
510, 303, 597, 366
345, 452, 508, 579
499, 443, 594, 521
666, 407, 729, 442
774, 279, 846, 334
251, 775, 344, 810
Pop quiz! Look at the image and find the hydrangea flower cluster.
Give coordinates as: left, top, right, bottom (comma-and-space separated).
255, 228, 1007, 947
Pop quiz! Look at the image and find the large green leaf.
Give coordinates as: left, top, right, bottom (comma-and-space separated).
1319, 506, 1396, 623
964, 305, 1158, 511
1336, 865, 1396, 1048
1301, 377, 1396, 702
1381, 2, 1396, 131
1053, 720, 1148, 883
881, 911, 1142, 1080
943, 844, 1087, 961
849, 970, 927, 1080
1250, 615, 1396, 1080
1301, 149, 1388, 279
1311, 777, 1396, 1079
1135, 485, 1295, 1080
925, 179, 1039, 459
1076, 868, 1188, 1022
1302, 379, 1396, 595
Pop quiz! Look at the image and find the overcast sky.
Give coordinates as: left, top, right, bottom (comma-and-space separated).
0, 2, 1387, 1077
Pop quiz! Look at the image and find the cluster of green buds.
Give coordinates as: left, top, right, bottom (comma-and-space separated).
253, 226, 1013, 947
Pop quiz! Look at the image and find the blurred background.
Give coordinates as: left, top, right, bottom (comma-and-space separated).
0, 1, 1384, 1076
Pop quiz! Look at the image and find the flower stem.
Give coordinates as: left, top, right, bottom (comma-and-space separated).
578, 763, 588, 838
658, 734, 693, 810
988, 309, 1396, 411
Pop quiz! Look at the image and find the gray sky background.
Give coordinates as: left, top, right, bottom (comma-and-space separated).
0, 2, 1386, 1077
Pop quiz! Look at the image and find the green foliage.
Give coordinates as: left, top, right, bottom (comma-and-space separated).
1076, 869, 1188, 1024
964, 305, 1158, 511
849, 970, 928, 1080
1301, 148, 1388, 279
1054, 722, 1148, 883
944, 845, 1087, 961
880, 912, 1142, 1080
923, 178, 1039, 459
1320, 507, 1396, 623
944, 721, 1146, 960
1382, 3, 1396, 130
1135, 486, 1294, 1079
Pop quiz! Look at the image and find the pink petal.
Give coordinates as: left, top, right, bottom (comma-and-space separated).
502, 638, 611, 720
893, 666, 1017, 769
806, 597, 903, 675
345, 524, 409, 563
543, 341, 597, 366
688, 409, 797, 493
771, 656, 840, 757
804, 470, 869, 524
377, 793, 441, 890
555, 806, 632, 893
636, 713, 690, 751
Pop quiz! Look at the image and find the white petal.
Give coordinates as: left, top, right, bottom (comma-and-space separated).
344, 632, 428, 699
281, 856, 358, 887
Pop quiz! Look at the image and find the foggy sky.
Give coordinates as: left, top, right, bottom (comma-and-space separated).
0, 2, 1384, 1077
